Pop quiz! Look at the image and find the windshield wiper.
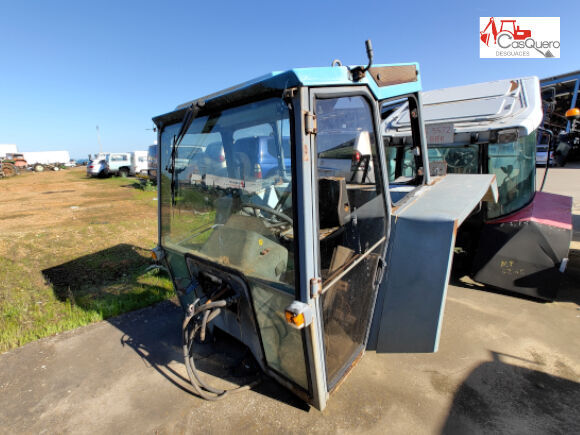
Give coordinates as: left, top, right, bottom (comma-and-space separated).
170, 99, 205, 206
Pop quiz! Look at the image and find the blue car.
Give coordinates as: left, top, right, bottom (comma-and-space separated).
231, 136, 291, 179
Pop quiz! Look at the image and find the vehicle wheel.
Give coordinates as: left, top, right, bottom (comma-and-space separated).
118, 168, 129, 178
33, 163, 45, 172
1, 163, 17, 177
52, 166, 60, 171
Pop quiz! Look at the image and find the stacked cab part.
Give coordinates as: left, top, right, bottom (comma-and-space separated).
151, 56, 497, 410
383, 76, 573, 300
541, 70, 580, 166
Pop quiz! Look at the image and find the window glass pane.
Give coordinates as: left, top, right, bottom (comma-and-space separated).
159, 98, 308, 390
427, 145, 479, 174
315, 96, 384, 277
315, 95, 386, 389
382, 97, 425, 203
487, 131, 536, 218
159, 99, 294, 285
251, 283, 308, 389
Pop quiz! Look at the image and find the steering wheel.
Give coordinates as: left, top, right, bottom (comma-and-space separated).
240, 203, 293, 225
445, 149, 475, 169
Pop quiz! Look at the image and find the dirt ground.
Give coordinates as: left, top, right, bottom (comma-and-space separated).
0, 168, 170, 352
0, 167, 155, 233
0, 165, 579, 434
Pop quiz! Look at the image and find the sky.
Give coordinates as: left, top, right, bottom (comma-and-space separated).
0, 0, 578, 160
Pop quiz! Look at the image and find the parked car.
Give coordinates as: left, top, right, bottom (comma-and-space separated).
231, 136, 291, 179
86, 157, 108, 177
190, 142, 226, 177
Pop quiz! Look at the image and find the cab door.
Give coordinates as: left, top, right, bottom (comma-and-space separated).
308, 88, 389, 392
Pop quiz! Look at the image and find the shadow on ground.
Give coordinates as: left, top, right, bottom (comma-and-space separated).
43, 244, 152, 298
113, 301, 309, 411
442, 351, 580, 433
42, 245, 308, 411
41, 244, 172, 319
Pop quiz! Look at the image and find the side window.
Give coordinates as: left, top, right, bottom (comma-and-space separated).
382, 97, 424, 185
315, 95, 384, 279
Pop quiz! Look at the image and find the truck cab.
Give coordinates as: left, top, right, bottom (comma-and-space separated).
152, 56, 497, 410
107, 152, 132, 177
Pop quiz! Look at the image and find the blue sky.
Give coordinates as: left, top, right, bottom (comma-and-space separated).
0, 0, 577, 159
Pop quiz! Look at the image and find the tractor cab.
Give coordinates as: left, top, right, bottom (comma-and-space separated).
152, 47, 497, 410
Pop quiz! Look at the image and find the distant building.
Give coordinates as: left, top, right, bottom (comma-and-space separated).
0, 144, 18, 159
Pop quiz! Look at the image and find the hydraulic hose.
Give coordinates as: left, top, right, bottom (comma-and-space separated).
181, 297, 261, 401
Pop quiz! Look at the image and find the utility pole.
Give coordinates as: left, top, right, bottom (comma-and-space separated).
96, 125, 102, 155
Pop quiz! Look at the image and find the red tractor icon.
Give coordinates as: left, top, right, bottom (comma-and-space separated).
480, 17, 532, 46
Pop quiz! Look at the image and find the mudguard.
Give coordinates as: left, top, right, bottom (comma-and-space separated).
368, 174, 498, 353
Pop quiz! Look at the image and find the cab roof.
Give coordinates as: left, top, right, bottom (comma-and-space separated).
153, 64, 421, 126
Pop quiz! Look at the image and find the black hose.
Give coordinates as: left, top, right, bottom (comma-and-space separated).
200, 309, 211, 342
181, 299, 261, 401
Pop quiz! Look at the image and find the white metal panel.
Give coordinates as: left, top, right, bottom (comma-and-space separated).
384, 77, 543, 138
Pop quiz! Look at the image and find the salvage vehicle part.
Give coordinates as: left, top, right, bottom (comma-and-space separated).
384, 76, 572, 300
151, 41, 497, 410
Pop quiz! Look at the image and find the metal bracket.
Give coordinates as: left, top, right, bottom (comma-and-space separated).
310, 277, 322, 298
305, 112, 317, 135
283, 88, 297, 101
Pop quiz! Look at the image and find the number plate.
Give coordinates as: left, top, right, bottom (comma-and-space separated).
426, 123, 454, 144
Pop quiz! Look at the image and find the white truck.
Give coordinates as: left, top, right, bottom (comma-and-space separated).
130, 151, 148, 176
106, 152, 132, 177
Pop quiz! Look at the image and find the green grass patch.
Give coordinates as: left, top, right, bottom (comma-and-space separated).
0, 171, 175, 353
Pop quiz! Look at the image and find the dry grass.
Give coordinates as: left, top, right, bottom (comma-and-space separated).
0, 168, 173, 353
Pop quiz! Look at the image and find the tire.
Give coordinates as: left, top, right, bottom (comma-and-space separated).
33, 163, 45, 172
1, 163, 17, 177
52, 166, 60, 171
118, 167, 129, 178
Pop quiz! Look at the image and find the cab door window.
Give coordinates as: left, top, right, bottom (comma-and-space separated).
314, 95, 387, 388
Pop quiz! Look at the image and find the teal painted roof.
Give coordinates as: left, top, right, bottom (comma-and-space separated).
174, 63, 422, 110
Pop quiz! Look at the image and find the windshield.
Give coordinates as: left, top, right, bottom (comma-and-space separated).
159, 97, 295, 286
487, 131, 536, 219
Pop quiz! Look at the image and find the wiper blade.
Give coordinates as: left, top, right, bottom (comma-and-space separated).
170, 99, 205, 206
175, 99, 205, 147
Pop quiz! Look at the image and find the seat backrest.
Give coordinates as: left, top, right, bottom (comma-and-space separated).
233, 137, 260, 163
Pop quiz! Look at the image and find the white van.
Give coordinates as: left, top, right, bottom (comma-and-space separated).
130, 151, 148, 176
